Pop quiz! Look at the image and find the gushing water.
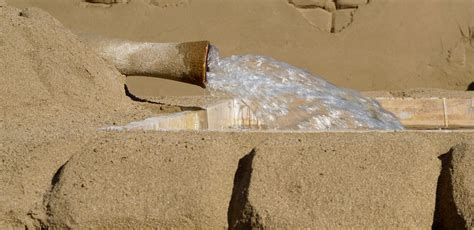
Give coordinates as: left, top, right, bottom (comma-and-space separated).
206, 45, 403, 130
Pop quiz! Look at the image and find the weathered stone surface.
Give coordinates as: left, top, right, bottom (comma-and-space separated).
333, 9, 356, 32
289, 0, 336, 11
289, 0, 328, 8
337, 0, 368, 8
299, 7, 333, 32
324, 0, 337, 12
434, 142, 474, 229
229, 134, 441, 229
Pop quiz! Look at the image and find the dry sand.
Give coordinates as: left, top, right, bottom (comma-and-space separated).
18, 131, 474, 229
230, 135, 441, 229
434, 142, 474, 229
1, 0, 474, 229
0, 4, 156, 227
8, 0, 474, 95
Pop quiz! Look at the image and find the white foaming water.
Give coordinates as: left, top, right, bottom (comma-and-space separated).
206, 45, 403, 130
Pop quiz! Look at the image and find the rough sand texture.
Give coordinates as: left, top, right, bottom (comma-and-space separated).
1, 1, 474, 229
434, 142, 474, 229
9, 0, 474, 93
0, 5, 152, 136
47, 132, 264, 229
0, 5, 151, 228
229, 134, 440, 229
363, 88, 474, 99
17, 131, 474, 229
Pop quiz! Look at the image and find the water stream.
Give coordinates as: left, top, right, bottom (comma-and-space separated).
206, 45, 403, 130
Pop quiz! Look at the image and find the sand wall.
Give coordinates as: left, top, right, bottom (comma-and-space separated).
8, 0, 474, 92
2, 131, 474, 229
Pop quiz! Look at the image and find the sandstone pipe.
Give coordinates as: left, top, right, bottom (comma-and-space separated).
79, 33, 209, 87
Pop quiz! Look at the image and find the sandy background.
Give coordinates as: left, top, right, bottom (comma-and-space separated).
1, 0, 473, 229
8, 0, 474, 96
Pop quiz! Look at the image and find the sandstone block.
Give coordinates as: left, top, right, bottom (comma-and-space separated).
299, 8, 333, 32
434, 142, 474, 229
333, 9, 356, 32
337, 0, 368, 8
229, 135, 440, 229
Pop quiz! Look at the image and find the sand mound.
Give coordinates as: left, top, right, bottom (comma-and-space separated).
0, 4, 149, 227
0, 5, 147, 136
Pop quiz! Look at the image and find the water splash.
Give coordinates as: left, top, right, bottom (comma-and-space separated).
206, 45, 403, 130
